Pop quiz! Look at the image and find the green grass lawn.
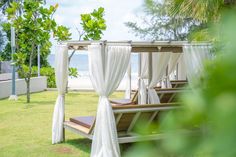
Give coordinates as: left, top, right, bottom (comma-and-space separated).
0, 91, 123, 157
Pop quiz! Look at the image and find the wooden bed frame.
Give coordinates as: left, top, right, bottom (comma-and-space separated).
170, 80, 188, 88
64, 103, 180, 143
110, 86, 189, 106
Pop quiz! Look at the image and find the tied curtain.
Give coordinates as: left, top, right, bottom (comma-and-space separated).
177, 54, 187, 80
138, 53, 149, 104
52, 45, 68, 144
183, 45, 211, 85
148, 52, 171, 104
88, 44, 131, 157
165, 53, 182, 88
125, 62, 131, 99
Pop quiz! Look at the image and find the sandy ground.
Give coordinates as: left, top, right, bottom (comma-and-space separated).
68, 76, 138, 90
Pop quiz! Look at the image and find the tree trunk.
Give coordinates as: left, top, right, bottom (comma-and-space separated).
66, 50, 76, 93
65, 32, 83, 93
26, 78, 30, 103
26, 48, 33, 103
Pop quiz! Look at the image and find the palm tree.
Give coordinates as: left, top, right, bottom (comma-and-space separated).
167, 0, 235, 22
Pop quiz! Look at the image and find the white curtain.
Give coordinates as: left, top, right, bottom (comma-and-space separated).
165, 53, 182, 88
177, 54, 187, 80
138, 53, 149, 104
52, 45, 68, 144
125, 62, 131, 99
183, 45, 211, 85
88, 44, 131, 157
148, 52, 171, 104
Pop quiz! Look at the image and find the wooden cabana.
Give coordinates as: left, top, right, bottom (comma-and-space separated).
52, 40, 211, 157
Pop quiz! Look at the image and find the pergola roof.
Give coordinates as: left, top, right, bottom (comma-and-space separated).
60, 40, 210, 53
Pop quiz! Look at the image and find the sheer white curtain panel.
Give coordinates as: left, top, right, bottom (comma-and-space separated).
52, 45, 68, 144
88, 44, 131, 157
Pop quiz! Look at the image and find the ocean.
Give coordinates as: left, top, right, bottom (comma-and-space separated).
48, 53, 139, 77
48, 53, 139, 89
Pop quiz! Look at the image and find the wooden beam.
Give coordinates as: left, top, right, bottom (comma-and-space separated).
127, 112, 141, 132
146, 111, 158, 127
116, 113, 123, 125
64, 40, 210, 52
70, 46, 183, 53
168, 93, 177, 103
131, 47, 183, 53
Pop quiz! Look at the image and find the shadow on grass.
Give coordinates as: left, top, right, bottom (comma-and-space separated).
66, 138, 134, 155
66, 138, 91, 153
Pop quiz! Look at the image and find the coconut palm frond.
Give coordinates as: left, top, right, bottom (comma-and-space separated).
168, 0, 224, 22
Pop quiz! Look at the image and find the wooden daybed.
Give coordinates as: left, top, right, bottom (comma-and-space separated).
110, 86, 188, 106
64, 103, 180, 143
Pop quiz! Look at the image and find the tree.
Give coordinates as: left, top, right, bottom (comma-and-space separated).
65, 7, 106, 93
167, 0, 236, 23
5, 0, 71, 103
0, 16, 6, 53
166, 0, 236, 41
68, 7, 106, 64
125, 0, 200, 41
80, 7, 106, 40
1, 0, 55, 66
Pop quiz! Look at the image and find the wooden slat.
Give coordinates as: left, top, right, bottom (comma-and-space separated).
118, 133, 168, 144
131, 90, 138, 103
116, 113, 136, 132
112, 103, 180, 110
113, 105, 180, 114
118, 130, 196, 144
127, 112, 141, 133
168, 93, 177, 103
159, 93, 164, 100
146, 111, 158, 127
116, 113, 123, 125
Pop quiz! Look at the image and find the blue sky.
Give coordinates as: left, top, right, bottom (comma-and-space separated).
47, 0, 144, 41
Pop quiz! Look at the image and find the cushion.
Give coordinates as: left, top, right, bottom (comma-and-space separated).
70, 116, 95, 128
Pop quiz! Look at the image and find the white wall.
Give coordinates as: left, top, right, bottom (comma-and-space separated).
0, 61, 12, 73
0, 76, 47, 99
0, 73, 18, 81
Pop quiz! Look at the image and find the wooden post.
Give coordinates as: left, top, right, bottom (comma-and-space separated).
63, 94, 65, 142
127, 62, 131, 99
148, 53, 152, 103
176, 63, 179, 80
165, 66, 168, 88
138, 53, 141, 104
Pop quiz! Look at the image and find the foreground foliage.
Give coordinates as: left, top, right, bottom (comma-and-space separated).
124, 6, 236, 157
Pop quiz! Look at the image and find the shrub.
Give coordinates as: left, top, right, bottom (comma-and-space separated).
18, 66, 78, 88
40, 67, 56, 88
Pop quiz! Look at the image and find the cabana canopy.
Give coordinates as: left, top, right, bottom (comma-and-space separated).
52, 40, 212, 157
61, 40, 209, 52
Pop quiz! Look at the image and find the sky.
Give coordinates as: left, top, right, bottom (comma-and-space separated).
46, 0, 144, 41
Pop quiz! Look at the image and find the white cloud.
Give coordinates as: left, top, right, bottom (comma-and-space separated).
46, 0, 144, 41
